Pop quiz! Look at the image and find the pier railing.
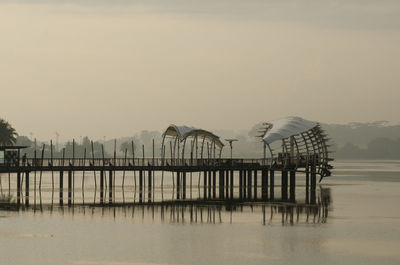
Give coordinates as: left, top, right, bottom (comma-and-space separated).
19, 158, 273, 168
6, 154, 320, 168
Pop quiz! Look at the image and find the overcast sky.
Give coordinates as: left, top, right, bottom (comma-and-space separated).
1, 1, 399, 140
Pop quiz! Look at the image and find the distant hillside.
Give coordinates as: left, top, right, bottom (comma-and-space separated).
15, 121, 400, 160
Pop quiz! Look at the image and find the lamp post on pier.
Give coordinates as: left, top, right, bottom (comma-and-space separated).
225, 139, 238, 160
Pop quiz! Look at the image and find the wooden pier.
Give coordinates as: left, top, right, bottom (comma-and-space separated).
1, 156, 322, 207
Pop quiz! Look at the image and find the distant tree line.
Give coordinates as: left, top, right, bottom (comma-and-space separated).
335, 138, 400, 159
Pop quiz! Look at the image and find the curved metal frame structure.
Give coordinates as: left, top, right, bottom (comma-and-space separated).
260, 117, 333, 180
161, 125, 224, 164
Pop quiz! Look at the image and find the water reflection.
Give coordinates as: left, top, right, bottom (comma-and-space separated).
1, 187, 331, 226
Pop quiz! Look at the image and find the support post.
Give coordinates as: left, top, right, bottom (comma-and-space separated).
100, 170, 104, 204
262, 169, 268, 200
219, 170, 224, 199
281, 170, 288, 201
182, 171, 186, 199
176, 171, 180, 199
203, 170, 207, 199
270, 170, 274, 200
17, 172, 21, 205
253, 170, 257, 200
212, 170, 216, 199
311, 165, 316, 204
25, 171, 30, 206
68, 170, 72, 206
230, 170, 234, 199
148, 170, 152, 202
290, 170, 296, 202
239, 170, 243, 199
139, 170, 143, 203
247, 169, 252, 199
109, 170, 113, 204
225, 170, 229, 198
208, 171, 211, 199
305, 165, 310, 204
59, 171, 64, 205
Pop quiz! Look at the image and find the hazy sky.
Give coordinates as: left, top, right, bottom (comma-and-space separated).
1, 0, 400, 140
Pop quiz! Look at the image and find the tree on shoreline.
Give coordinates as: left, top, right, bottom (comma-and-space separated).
0, 118, 18, 146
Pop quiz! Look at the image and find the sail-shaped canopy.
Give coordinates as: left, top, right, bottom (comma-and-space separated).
263, 117, 317, 145
163, 125, 224, 149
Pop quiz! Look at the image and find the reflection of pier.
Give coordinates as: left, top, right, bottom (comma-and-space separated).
7, 187, 331, 226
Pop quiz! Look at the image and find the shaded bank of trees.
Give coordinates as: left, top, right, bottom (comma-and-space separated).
0, 118, 17, 145
9, 120, 400, 160
335, 138, 400, 159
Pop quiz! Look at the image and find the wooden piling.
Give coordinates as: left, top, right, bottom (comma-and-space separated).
208, 171, 212, 199
305, 165, 310, 204
281, 170, 288, 201
176, 171, 180, 199
182, 171, 186, 199
262, 168, 268, 200
139, 170, 143, 203
68, 170, 72, 206
25, 171, 29, 206
17, 172, 21, 205
225, 170, 229, 198
290, 170, 296, 202
203, 170, 207, 199
270, 170, 274, 200
148, 170, 152, 202
212, 170, 216, 199
100, 170, 104, 204
219, 170, 224, 199
253, 170, 257, 199
239, 170, 243, 199
230, 170, 234, 199
59, 171, 63, 205
109, 170, 113, 204
247, 169, 252, 199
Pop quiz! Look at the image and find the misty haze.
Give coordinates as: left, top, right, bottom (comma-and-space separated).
1, 1, 400, 265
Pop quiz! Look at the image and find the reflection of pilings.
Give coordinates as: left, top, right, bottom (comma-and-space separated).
25, 198, 330, 225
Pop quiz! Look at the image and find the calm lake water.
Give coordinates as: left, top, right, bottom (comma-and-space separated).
1, 160, 400, 265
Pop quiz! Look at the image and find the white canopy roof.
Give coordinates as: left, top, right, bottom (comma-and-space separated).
163, 125, 224, 148
263, 117, 317, 145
